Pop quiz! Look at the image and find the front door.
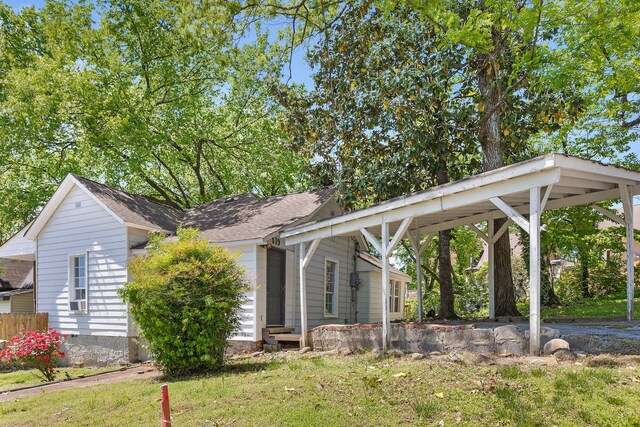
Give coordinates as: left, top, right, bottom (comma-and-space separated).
266, 248, 286, 326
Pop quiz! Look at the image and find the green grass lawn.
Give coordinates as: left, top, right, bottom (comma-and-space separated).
0, 366, 116, 392
1, 353, 639, 427
515, 292, 640, 319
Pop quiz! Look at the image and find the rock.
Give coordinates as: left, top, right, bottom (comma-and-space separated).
554, 349, 576, 361
250, 351, 264, 358
449, 352, 464, 363
473, 354, 494, 365
574, 351, 587, 358
411, 353, 425, 361
429, 351, 443, 356
263, 344, 281, 353
525, 356, 558, 366
387, 349, 404, 358
341, 349, 353, 356
543, 338, 571, 355
299, 347, 312, 354
494, 325, 526, 355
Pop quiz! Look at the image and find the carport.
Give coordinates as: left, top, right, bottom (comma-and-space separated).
282, 154, 640, 354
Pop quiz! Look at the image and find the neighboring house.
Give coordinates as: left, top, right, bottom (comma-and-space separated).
0, 259, 34, 314
0, 174, 409, 365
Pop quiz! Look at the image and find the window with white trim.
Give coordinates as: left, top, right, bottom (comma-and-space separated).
69, 254, 88, 312
324, 259, 338, 317
389, 280, 401, 313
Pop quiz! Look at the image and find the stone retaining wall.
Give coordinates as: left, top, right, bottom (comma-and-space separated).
311, 324, 561, 355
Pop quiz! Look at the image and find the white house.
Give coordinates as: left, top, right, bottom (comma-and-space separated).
0, 174, 409, 365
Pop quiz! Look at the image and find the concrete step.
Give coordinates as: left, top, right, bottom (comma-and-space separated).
266, 327, 294, 334
270, 334, 301, 343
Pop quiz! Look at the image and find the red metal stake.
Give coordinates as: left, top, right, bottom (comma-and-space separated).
161, 384, 171, 427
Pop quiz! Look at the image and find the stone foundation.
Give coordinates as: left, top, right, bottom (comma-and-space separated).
227, 340, 262, 354
60, 336, 146, 367
311, 323, 561, 356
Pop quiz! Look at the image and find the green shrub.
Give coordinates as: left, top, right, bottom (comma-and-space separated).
119, 228, 248, 376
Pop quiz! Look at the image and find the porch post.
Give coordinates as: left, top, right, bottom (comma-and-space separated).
529, 187, 542, 355
299, 240, 320, 348
487, 213, 495, 319
381, 221, 390, 351
620, 184, 635, 321
298, 243, 308, 348
415, 253, 423, 323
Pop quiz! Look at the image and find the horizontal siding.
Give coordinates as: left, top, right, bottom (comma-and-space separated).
356, 272, 372, 323
0, 301, 9, 314
219, 243, 256, 341
36, 186, 129, 337
300, 236, 354, 330
11, 293, 33, 313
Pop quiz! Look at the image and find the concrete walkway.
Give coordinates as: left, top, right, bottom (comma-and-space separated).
0, 365, 160, 403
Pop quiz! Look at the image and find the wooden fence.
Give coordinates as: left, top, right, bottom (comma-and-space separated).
0, 313, 49, 341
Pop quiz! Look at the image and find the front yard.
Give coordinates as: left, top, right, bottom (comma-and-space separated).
1, 352, 639, 426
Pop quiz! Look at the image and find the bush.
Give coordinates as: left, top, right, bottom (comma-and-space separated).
0, 329, 66, 382
119, 227, 248, 376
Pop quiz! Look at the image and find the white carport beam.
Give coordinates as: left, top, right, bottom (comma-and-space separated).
490, 197, 530, 233
620, 184, 635, 321
541, 185, 554, 211
590, 205, 625, 226
489, 197, 528, 233
360, 227, 382, 254
299, 239, 320, 348
469, 224, 488, 243
493, 218, 513, 243
408, 231, 435, 323
386, 217, 414, 257
381, 222, 391, 352
529, 187, 542, 355
488, 214, 495, 319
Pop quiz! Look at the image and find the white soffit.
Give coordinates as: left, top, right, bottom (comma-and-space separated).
282, 153, 640, 245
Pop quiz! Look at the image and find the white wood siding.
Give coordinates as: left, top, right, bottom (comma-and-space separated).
218, 243, 257, 341
358, 270, 406, 322
0, 300, 9, 313
11, 293, 33, 313
36, 186, 129, 337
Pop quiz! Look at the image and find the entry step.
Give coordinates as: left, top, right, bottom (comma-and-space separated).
266, 327, 294, 334
270, 334, 301, 342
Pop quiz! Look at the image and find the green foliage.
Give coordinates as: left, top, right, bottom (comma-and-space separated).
0, 0, 306, 241
119, 228, 248, 376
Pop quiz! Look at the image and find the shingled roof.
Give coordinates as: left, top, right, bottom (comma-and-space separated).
181, 189, 335, 243
0, 259, 33, 293
73, 175, 184, 232
17, 174, 335, 245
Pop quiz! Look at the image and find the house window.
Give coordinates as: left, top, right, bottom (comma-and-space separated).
324, 259, 338, 317
69, 254, 88, 312
389, 280, 401, 313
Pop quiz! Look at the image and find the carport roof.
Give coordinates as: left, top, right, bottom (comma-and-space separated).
282, 153, 640, 244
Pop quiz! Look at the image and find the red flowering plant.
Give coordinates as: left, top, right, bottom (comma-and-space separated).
0, 328, 67, 382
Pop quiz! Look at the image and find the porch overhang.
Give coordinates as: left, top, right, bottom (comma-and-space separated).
283, 153, 640, 354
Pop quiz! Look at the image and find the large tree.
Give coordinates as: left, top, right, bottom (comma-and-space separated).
0, 0, 305, 241
271, 1, 482, 318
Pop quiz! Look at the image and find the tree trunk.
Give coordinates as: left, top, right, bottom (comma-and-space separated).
579, 253, 590, 298
477, 52, 520, 316
438, 229, 457, 319
543, 255, 562, 307
436, 163, 457, 319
